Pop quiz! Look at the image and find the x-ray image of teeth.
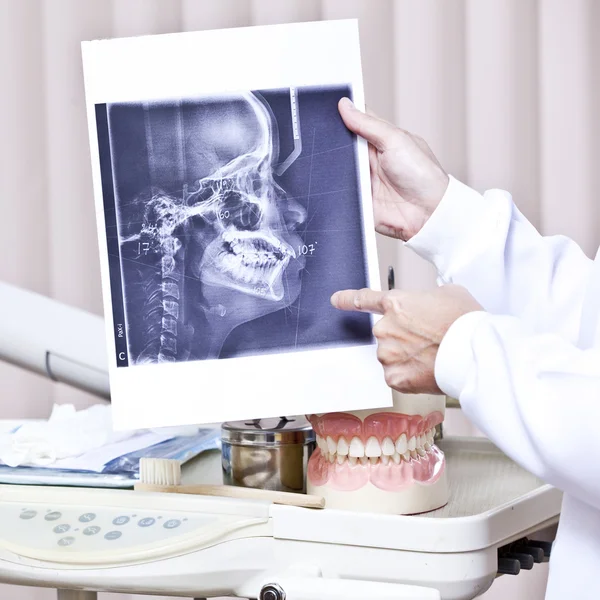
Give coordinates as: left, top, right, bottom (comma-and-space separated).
96, 85, 373, 367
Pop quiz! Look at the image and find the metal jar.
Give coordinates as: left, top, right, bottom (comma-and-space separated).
221, 416, 315, 493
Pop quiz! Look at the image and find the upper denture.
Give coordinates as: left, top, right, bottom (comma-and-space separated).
308, 411, 443, 442
308, 413, 362, 440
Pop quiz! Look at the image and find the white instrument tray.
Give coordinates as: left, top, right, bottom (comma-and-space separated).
186, 435, 562, 554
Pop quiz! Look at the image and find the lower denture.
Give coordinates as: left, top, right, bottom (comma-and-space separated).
308, 446, 445, 492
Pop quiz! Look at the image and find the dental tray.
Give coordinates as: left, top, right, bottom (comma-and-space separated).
183, 435, 562, 554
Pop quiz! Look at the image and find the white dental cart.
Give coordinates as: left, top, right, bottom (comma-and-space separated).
0, 437, 561, 600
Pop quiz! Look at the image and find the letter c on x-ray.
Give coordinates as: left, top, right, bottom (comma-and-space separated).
119, 352, 126, 361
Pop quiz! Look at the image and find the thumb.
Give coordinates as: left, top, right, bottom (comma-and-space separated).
338, 97, 397, 151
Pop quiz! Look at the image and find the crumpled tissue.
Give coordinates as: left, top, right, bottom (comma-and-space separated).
0, 403, 198, 469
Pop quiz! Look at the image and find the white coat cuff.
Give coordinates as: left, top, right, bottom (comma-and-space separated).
405, 176, 492, 281
435, 311, 489, 400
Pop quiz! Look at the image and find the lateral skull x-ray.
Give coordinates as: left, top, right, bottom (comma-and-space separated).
97, 85, 373, 366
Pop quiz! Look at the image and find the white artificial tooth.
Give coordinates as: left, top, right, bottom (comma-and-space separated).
424, 442, 432, 451
326, 436, 337, 455
369, 456, 379, 465
392, 452, 401, 464
402, 451, 411, 462
337, 455, 345, 465
381, 455, 390, 465
359, 456, 368, 466
337, 436, 349, 456
317, 437, 327, 451
419, 434, 426, 448
410, 450, 418, 460
428, 429, 435, 443
365, 436, 382, 457
417, 447, 427, 457
395, 433, 408, 455
382, 437, 395, 456
349, 437, 365, 458
408, 436, 417, 451
348, 456, 358, 466
328, 453, 335, 464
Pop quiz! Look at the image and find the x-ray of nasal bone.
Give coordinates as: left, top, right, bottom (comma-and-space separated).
100, 85, 372, 367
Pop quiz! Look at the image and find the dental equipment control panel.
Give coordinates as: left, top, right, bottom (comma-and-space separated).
10, 504, 203, 552
0, 484, 270, 566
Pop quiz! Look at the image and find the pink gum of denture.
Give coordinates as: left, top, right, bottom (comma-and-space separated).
308, 411, 444, 442
308, 446, 445, 492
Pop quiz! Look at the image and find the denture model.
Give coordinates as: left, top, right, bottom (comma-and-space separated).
307, 394, 448, 514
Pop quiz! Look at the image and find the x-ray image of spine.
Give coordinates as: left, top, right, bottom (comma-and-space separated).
96, 85, 373, 367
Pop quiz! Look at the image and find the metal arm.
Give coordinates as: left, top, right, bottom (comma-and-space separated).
0, 282, 109, 399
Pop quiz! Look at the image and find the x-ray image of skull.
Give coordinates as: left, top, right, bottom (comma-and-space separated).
98, 85, 373, 366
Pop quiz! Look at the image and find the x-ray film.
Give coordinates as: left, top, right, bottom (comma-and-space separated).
82, 20, 392, 430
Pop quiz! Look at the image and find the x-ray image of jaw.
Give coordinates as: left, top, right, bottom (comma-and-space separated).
99, 85, 373, 366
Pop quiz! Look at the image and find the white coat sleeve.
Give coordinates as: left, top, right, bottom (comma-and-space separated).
404, 176, 600, 507
435, 311, 600, 511
405, 176, 593, 343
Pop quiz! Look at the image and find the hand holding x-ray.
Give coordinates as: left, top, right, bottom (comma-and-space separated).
331, 285, 482, 394
338, 98, 449, 242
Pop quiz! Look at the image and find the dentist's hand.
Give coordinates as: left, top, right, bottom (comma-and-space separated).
331, 285, 482, 394
339, 97, 449, 241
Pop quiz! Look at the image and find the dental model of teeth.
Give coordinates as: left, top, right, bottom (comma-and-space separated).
316, 428, 436, 466
307, 404, 449, 515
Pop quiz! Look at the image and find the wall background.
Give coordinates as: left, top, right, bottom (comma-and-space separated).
2, 0, 599, 598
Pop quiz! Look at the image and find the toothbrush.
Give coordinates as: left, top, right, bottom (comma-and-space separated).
134, 458, 325, 509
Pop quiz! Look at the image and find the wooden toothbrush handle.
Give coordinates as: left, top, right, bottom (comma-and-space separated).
135, 482, 325, 509
186, 485, 325, 508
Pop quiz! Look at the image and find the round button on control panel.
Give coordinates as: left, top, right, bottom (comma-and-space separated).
20, 510, 37, 520
113, 516, 130, 526
104, 531, 122, 541
58, 536, 75, 547
138, 518, 155, 528
79, 513, 96, 523
163, 519, 181, 529
83, 526, 101, 536
45, 512, 62, 521
53, 524, 70, 534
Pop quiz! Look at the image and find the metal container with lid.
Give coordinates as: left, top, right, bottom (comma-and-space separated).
221, 416, 315, 493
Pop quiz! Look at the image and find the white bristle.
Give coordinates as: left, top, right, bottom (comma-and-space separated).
139, 458, 181, 486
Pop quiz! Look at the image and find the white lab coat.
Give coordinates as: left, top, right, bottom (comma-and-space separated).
405, 176, 600, 600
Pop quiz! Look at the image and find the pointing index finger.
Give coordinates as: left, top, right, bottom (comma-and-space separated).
331, 288, 387, 314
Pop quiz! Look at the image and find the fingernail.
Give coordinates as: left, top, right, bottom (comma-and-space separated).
330, 292, 339, 306
340, 97, 355, 110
